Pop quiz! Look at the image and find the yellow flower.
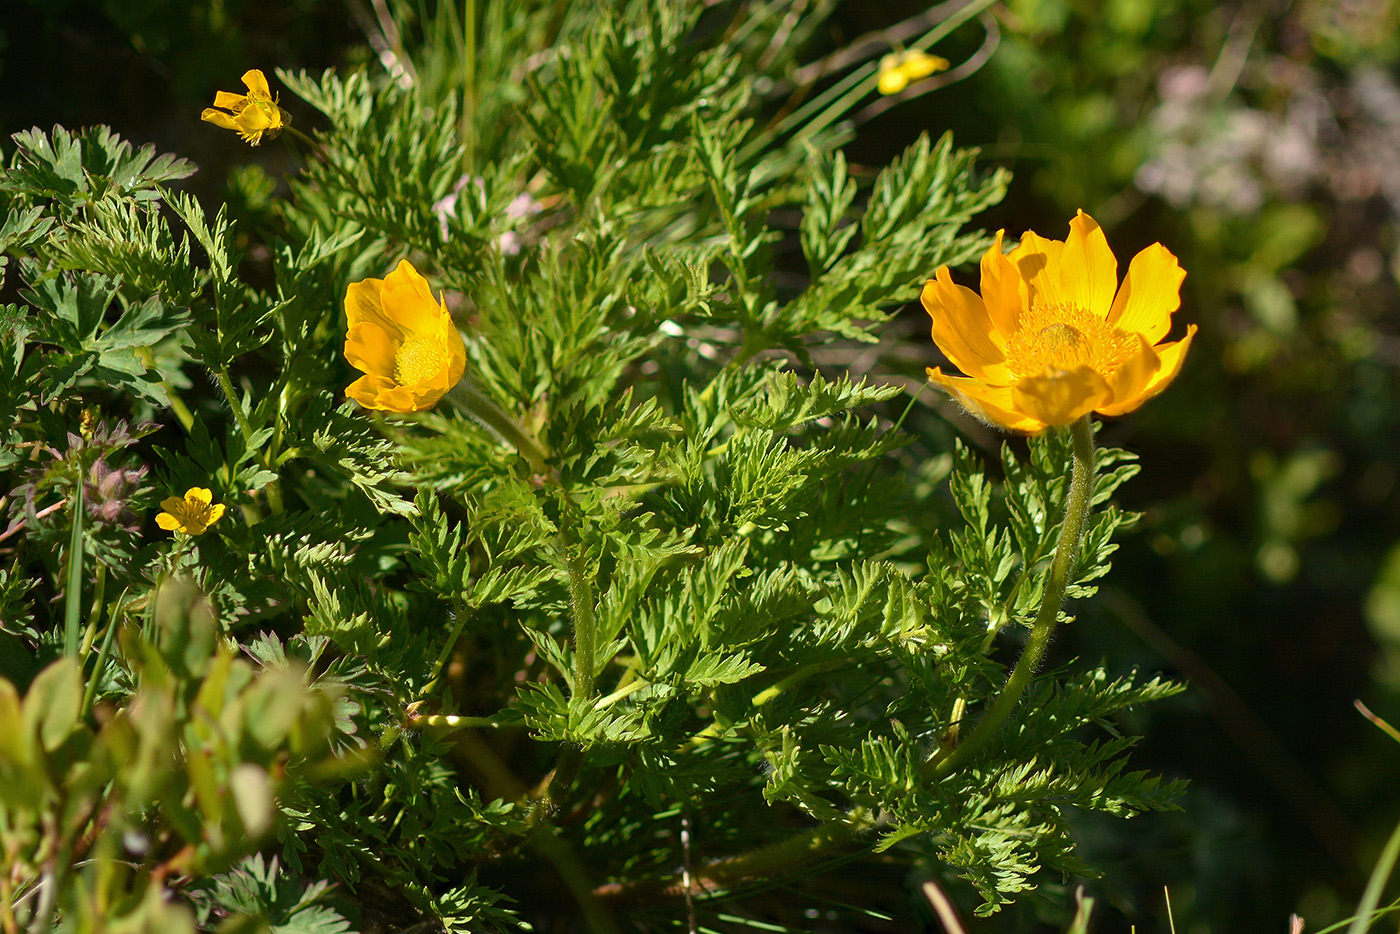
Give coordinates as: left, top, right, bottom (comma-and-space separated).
343, 259, 467, 413
200, 69, 290, 146
156, 488, 226, 536
923, 210, 1196, 432
877, 49, 950, 95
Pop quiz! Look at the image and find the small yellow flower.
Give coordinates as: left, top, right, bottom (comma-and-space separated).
877, 49, 950, 95
923, 210, 1196, 432
156, 488, 226, 536
200, 69, 290, 146
343, 260, 467, 413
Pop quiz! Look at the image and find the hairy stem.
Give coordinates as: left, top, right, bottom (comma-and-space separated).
445, 378, 551, 475
594, 806, 879, 905
928, 415, 1097, 779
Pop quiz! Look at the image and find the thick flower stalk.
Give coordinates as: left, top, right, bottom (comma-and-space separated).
343, 260, 467, 413
877, 49, 949, 95
924, 210, 1196, 432
200, 69, 290, 146
155, 488, 225, 536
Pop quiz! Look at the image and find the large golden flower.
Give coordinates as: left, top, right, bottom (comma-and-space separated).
923, 211, 1196, 432
343, 260, 466, 413
200, 69, 289, 146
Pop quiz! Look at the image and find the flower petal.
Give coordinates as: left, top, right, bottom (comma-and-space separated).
344, 322, 398, 378
156, 512, 182, 531
1060, 210, 1117, 317
212, 91, 247, 111
186, 488, 213, 506
922, 269, 1011, 382
345, 277, 404, 339
1010, 365, 1111, 427
200, 109, 240, 130
927, 367, 1047, 433
241, 69, 272, 99
1096, 335, 1162, 416
978, 229, 1025, 335
1009, 231, 1069, 310
205, 503, 226, 526
1108, 242, 1185, 344
380, 260, 443, 336
160, 496, 187, 513
1134, 324, 1196, 403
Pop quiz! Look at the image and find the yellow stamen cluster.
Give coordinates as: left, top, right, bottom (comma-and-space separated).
395, 337, 448, 386
1004, 302, 1136, 382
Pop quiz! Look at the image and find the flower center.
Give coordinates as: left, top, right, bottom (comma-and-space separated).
395, 336, 446, 386
1004, 301, 1136, 380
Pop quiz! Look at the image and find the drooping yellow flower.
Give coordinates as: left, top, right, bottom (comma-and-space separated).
877, 49, 950, 95
343, 260, 467, 413
924, 210, 1196, 432
200, 69, 290, 146
156, 488, 226, 536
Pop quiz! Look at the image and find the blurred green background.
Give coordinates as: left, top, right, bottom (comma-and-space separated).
7, 0, 1400, 930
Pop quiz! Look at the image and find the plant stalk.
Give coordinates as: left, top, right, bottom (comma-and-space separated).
928, 415, 1097, 779
445, 378, 550, 475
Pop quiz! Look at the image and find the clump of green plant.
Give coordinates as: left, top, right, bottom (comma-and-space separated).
0, 2, 1187, 931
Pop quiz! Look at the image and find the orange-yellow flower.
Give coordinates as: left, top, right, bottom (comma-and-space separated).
343, 260, 466, 413
924, 210, 1196, 432
877, 49, 950, 95
200, 69, 289, 146
156, 488, 225, 535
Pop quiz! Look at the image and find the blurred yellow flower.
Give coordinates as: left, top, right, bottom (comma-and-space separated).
343, 260, 467, 413
924, 210, 1196, 432
156, 488, 226, 536
877, 49, 949, 95
200, 69, 289, 146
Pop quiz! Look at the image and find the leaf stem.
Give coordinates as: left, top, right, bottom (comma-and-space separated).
928, 415, 1097, 779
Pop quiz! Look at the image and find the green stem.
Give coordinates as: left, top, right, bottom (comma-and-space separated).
422, 600, 472, 697
594, 806, 878, 904
534, 513, 598, 815
62, 485, 84, 658
1346, 811, 1400, 934
928, 415, 1097, 779
444, 379, 550, 474
462, 0, 477, 172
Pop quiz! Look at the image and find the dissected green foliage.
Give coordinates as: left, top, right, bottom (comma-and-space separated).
0, 1, 1183, 931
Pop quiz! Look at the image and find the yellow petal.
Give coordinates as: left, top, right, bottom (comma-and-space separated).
212, 91, 247, 111
1096, 335, 1161, 416
902, 52, 948, 80
345, 277, 404, 340
241, 69, 272, 99
922, 269, 1011, 382
926, 367, 1047, 433
200, 109, 240, 130
1010, 365, 1110, 427
344, 322, 399, 378
444, 318, 467, 389
877, 70, 908, 95
160, 496, 187, 514
185, 488, 213, 506
380, 260, 442, 336
346, 374, 418, 413
978, 230, 1024, 335
1134, 324, 1196, 403
1107, 242, 1185, 344
1009, 232, 1069, 311
1060, 210, 1118, 317
156, 512, 182, 531
205, 503, 226, 526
